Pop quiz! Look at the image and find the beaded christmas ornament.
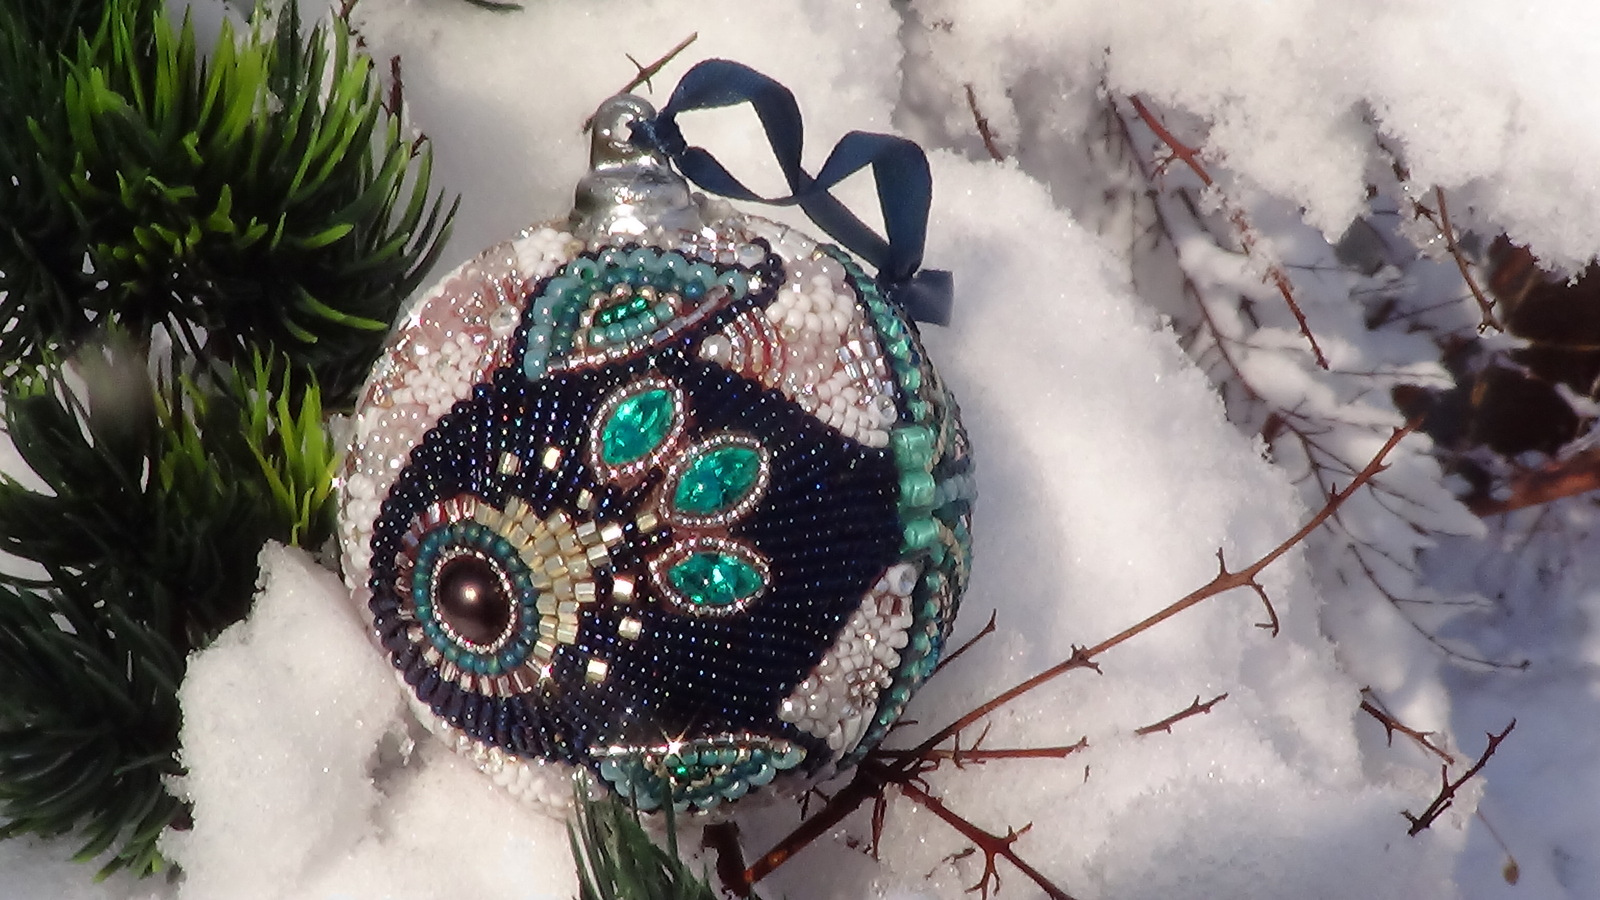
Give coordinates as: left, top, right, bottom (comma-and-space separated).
337, 61, 973, 814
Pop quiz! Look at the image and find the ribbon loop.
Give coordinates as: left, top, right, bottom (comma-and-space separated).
631, 59, 953, 326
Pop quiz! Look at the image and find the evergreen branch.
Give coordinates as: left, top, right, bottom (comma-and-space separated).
568, 781, 762, 900
0, 0, 455, 404
0, 341, 339, 872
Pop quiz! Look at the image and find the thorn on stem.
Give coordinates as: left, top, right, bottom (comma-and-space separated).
936, 609, 999, 675
1359, 689, 1454, 764
1431, 186, 1503, 333
582, 34, 700, 132
1403, 720, 1515, 836
964, 84, 1006, 162
1135, 693, 1230, 736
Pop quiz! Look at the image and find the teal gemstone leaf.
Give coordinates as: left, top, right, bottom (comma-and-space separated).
671, 441, 764, 517
599, 386, 676, 466
666, 550, 765, 607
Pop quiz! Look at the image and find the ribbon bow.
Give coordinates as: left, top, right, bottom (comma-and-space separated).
630, 59, 954, 327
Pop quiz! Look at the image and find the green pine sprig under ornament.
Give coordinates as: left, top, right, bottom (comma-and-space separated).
0, 0, 453, 879
569, 782, 765, 900
0, 339, 341, 878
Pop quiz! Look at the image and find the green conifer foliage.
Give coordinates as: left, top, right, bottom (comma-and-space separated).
0, 0, 453, 878
0, 342, 340, 878
569, 785, 765, 900
0, 0, 454, 405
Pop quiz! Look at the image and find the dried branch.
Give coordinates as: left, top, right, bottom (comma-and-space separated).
1127, 95, 1329, 369
965, 84, 1006, 162
1135, 693, 1229, 737
1403, 720, 1515, 836
580, 33, 699, 132
742, 425, 1415, 892
1467, 446, 1600, 515
936, 609, 999, 675
622, 33, 698, 95
909, 424, 1410, 760
1359, 688, 1453, 764
385, 55, 404, 119
876, 725, 1089, 768
875, 762, 1078, 900
1431, 187, 1502, 332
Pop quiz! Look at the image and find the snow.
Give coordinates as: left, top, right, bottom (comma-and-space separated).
10, 0, 1600, 898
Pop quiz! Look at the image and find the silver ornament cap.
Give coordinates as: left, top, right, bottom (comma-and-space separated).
570, 95, 703, 239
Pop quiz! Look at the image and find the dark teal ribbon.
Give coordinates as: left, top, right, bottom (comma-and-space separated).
631, 59, 954, 326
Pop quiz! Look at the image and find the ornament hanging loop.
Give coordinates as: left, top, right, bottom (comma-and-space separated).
625, 58, 955, 326
571, 95, 704, 239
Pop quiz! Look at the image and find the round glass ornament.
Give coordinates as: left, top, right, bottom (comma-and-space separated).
337, 92, 974, 814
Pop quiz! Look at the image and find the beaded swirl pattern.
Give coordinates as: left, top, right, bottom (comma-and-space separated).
338, 209, 973, 813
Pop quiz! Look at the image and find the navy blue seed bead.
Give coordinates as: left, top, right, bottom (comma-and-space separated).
430, 682, 456, 718
441, 685, 466, 722
416, 669, 442, 701
459, 694, 484, 734
393, 644, 420, 674
491, 700, 515, 749
380, 624, 410, 655
369, 593, 398, 616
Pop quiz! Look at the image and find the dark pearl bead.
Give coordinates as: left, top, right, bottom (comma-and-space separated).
435, 555, 510, 644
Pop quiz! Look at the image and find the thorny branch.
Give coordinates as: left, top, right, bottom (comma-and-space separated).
965, 84, 1006, 162
1135, 693, 1229, 737
1113, 103, 1517, 671
1430, 187, 1502, 332
581, 33, 699, 131
620, 33, 699, 95
1360, 688, 1453, 764
1404, 720, 1516, 836
935, 609, 998, 675
1127, 95, 1330, 370
735, 425, 1416, 897
879, 762, 1077, 900
1466, 446, 1600, 516
875, 725, 1089, 769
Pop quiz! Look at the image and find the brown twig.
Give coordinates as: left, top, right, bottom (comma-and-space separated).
1467, 446, 1600, 515
965, 84, 1006, 162
1404, 720, 1515, 836
1432, 187, 1502, 333
875, 761, 1077, 900
1135, 693, 1229, 736
1128, 95, 1329, 369
742, 424, 1416, 891
621, 33, 699, 95
900, 427, 1417, 761
1359, 688, 1453, 764
386, 56, 404, 119
580, 34, 699, 132
935, 609, 998, 675
876, 726, 1089, 768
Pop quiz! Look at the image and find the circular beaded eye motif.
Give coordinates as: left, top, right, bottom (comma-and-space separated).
337, 96, 972, 814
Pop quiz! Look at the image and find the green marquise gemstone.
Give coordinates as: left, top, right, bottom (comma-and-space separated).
667, 551, 765, 607
600, 387, 675, 465
672, 444, 763, 516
